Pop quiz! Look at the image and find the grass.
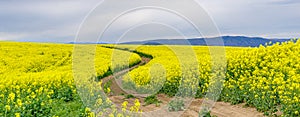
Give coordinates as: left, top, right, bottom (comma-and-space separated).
144, 95, 161, 106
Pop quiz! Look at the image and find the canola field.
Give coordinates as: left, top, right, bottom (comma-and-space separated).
0, 42, 141, 116
114, 40, 300, 116
0, 39, 299, 117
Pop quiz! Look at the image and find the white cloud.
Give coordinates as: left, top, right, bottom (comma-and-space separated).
198, 0, 300, 38
0, 32, 29, 40
0, 0, 299, 42
0, 0, 101, 42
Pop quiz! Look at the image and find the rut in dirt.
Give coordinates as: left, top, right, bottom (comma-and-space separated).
100, 46, 152, 97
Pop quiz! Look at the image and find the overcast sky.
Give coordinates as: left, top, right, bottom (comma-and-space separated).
0, 0, 299, 42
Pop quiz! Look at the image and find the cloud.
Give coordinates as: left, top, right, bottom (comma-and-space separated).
0, 0, 101, 42
267, 0, 300, 5
0, 0, 299, 42
99, 9, 202, 43
0, 32, 29, 40
198, 0, 300, 38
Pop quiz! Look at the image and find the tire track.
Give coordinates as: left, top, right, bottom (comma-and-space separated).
100, 46, 152, 96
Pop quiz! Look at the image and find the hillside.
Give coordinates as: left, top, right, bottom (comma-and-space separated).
122, 36, 290, 47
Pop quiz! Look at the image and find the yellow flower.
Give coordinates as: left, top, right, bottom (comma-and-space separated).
96, 98, 103, 106
106, 98, 112, 104
133, 99, 141, 112
85, 107, 91, 113
117, 113, 124, 117
122, 101, 128, 112
109, 113, 114, 117
107, 88, 111, 94
17, 99, 22, 107
41, 102, 45, 106
0, 94, 4, 98
8, 92, 15, 101
15, 113, 20, 117
5, 105, 10, 111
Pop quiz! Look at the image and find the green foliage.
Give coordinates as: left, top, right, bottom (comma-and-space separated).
103, 80, 112, 94
168, 98, 185, 112
199, 109, 216, 117
125, 94, 135, 99
144, 95, 161, 106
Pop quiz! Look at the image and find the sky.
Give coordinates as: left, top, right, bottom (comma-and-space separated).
0, 0, 299, 43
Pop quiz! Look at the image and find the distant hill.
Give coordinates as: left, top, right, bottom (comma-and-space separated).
68, 42, 108, 44
121, 36, 291, 47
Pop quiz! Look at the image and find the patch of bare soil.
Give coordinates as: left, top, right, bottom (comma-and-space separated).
101, 56, 151, 96
109, 94, 264, 117
181, 99, 264, 117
